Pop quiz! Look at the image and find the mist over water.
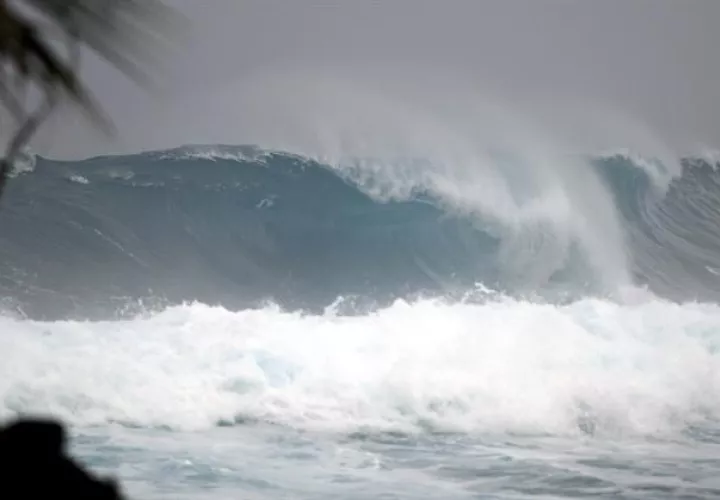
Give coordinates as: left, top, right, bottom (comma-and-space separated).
193, 69, 667, 292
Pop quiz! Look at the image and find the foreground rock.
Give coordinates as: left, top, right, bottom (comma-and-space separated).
0, 418, 123, 499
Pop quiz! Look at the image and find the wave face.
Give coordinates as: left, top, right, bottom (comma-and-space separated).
0, 145, 719, 319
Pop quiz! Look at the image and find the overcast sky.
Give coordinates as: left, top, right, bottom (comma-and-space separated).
31, 0, 720, 160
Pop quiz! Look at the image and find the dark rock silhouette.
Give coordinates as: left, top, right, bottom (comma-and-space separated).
0, 418, 124, 499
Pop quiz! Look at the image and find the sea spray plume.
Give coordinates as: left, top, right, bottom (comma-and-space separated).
0, 0, 181, 200
226, 69, 637, 293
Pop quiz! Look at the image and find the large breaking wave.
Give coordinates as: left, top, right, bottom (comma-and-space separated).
2, 144, 720, 438
0, 144, 716, 319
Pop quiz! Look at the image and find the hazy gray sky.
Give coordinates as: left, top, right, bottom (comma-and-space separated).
33, 0, 720, 160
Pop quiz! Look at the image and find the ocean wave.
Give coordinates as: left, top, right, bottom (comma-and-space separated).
0, 145, 718, 319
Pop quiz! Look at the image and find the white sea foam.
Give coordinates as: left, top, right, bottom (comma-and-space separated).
155, 145, 273, 164
1, 296, 719, 437
68, 174, 90, 185
7, 148, 36, 177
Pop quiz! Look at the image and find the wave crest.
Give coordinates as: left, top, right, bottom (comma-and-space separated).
0, 145, 718, 319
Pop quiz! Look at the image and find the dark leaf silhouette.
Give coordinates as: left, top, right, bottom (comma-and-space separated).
0, 0, 180, 199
